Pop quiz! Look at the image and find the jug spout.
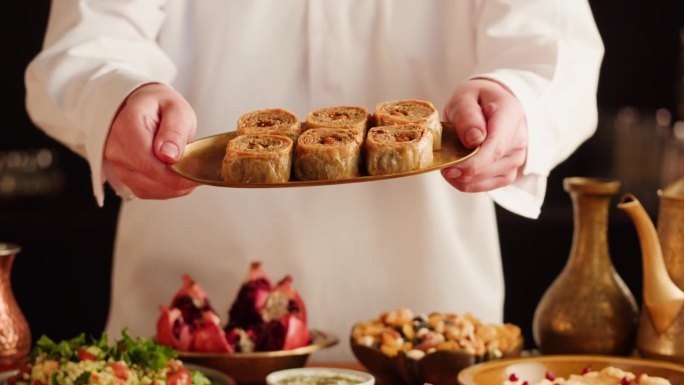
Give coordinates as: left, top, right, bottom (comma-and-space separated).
618, 193, 684, 335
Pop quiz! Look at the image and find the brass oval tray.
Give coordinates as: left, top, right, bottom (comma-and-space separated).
170, 122, 478, 187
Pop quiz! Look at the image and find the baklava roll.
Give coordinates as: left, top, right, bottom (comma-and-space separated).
305, 105, 369, 137
236, 108, 302, 142
365, 124, 434, 176
374, 99, 442, 150
294, 128, 361, 181
221, 134, 293, 183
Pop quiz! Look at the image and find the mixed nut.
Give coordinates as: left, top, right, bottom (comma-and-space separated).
351, 308, 522, 360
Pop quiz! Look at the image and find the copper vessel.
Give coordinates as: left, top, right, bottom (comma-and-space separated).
532, 177, 639, 355
0, 243, 31, 372
618, 176, 684, 363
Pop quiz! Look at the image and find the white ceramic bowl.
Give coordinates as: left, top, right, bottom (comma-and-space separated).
265, 367, 375, 385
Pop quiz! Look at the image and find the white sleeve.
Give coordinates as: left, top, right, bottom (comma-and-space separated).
469, 0, 604, 219
24, 0, 177, 206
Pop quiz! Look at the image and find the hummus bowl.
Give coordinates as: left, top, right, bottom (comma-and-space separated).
266, 367, 374, 385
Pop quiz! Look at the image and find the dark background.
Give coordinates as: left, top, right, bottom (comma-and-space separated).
3, 1, 684, 350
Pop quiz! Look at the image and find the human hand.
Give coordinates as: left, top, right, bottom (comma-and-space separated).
441, 78, 528, 192
104, 83, 199, 199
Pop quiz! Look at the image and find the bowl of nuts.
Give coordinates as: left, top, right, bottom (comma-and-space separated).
350, 308, 524, 385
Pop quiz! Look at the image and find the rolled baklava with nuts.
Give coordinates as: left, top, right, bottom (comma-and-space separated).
221, 134, 293, 183
365, 124, 433, 176
294, 128, 362, 181
374, 99, 442, 150
305, 105, 369, 138
236, 108, 302, 142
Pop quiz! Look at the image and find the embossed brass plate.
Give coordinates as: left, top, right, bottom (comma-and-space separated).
170, 122, 478, 187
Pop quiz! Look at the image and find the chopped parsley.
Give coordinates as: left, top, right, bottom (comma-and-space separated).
32, 329, 176, 370
73, 372, 91, 385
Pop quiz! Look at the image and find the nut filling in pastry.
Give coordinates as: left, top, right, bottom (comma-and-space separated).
294, 128, 361, 181
374, 99, 443, 150
221, 134, 293, 183
365, 124, 434, 176
237, 108, 302, 142
305, 105, 369, 137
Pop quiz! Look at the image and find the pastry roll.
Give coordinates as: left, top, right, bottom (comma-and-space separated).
374, 99, 442, 150
221, 134, 293, 183
305, 105, 369, 137
237, 108, 302, 142
365, 124, 434, 176
294, 128, 361, 181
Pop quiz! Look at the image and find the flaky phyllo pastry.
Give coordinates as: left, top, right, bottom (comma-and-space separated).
294, 128, 362, 181
221, 134, 293, 183
374, 99, 442, 150
365, 124, 433, 176
237, 108, 302, 142
305, 105, 369, 137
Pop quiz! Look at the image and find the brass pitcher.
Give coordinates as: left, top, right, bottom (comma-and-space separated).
618, 176, 684, 363
532, 177, 639, 355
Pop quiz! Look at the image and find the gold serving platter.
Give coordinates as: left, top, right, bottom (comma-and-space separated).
457, 355, 684, 385
170, 122, 478, 187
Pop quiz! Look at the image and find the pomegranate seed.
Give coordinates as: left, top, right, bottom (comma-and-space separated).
545, 371, 556, 381
508, 373, 519, 381
582, 367, 591, 375
522, 382, 529, 385
621, 376, 631, 385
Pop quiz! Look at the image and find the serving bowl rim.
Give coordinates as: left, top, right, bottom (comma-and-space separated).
178, 329, 337, 359
265, 367, 375, 384
457, 354, 684, 385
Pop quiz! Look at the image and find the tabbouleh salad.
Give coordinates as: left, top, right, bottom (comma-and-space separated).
7, 331, 212, 385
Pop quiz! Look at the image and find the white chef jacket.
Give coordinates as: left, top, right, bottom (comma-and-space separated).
25, 1, 603, 360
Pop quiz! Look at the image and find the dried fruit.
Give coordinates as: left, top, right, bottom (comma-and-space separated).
352, 308, 522, 360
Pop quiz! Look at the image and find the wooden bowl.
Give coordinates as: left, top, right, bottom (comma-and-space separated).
351, 334, 523, 385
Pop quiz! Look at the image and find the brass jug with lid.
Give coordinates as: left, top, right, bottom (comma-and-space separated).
618, 176, 684, 362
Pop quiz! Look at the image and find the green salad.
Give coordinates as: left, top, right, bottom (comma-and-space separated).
7, 330, 212, 385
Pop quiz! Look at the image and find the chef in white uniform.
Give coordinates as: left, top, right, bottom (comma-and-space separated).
25, 1, 603, 360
